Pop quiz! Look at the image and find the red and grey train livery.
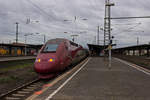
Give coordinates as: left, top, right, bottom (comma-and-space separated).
34, 38, 88, 79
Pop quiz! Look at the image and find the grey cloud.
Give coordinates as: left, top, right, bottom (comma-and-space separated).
0, 0, 150, 47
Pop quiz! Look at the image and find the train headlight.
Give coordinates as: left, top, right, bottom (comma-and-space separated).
48, 58, 54, 62
36, 58, 41, 63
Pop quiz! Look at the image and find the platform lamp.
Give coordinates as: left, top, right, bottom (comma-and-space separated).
24, 33, 33, 56
36, 33, 46, 44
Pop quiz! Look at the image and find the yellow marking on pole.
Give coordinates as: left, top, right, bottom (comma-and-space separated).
108, 45, 112, 50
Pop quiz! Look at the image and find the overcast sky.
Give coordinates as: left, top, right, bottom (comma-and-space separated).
0, 0, 150, 48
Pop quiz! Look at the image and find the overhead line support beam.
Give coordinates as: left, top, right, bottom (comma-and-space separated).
105, 16, 150, 19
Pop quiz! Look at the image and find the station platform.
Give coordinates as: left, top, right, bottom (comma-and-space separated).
0, 56, 36, 62
27, 57, 150, 100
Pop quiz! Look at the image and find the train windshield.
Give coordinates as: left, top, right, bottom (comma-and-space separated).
42, 44, 58, 53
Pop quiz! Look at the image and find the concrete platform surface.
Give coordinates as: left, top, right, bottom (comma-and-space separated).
32, 57, 150, 100
0, 56, 36, 62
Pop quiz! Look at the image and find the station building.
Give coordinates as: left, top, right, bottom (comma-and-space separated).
112, 44, 150, 57
0, 43, 42, 56
87, 44, 106, 56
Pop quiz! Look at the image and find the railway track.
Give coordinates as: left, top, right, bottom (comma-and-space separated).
0, 68, 76, 100
0, 78, 50, 100
0, 57, 88, 100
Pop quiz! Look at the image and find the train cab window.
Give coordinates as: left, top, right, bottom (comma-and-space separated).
42, 44, 58, 53
70, 41, 78, 47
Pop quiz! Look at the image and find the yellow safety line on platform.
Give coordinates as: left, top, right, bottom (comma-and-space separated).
26, 57, 90, 100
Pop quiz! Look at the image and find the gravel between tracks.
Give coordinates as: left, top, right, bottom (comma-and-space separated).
0, 60, 38, 95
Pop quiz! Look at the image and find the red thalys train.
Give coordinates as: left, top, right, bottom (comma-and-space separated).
34, 38, 88, 79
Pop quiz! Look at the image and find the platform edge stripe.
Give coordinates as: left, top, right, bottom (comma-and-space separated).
114, 57, 150, 76
45, 58, 91, 100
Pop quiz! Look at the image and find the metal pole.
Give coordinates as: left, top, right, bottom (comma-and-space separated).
104, 0, 107, 49
72, 36, 74, 42
44, 35, 46, 44
95, 36, 96, 44
16, 22, 19, 43
104, 0, 114, 68
73, 16, 76, 35
108, 0, 111, 68
25, 35, 27, 56
137, 37, 139, 45
97, 26, 100, 45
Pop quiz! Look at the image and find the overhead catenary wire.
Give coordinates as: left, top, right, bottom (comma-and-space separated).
21, 0, 101, 42
136, 0, 150, 9
15, 0, 70, 37
114, 22, 142, 32
87, 0, 103, 22
25, 0, 58, 22
87, 0, 100, 10
19, 0, 80, 32
112, 22, 141, 26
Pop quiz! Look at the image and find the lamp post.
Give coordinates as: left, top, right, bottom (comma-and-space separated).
15, 22, 19, 43
36, 33, 46, 44
137, 31, 144, 45
24, 33, 33, 56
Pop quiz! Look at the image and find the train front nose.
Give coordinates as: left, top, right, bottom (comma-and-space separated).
34, 55, 59, 74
